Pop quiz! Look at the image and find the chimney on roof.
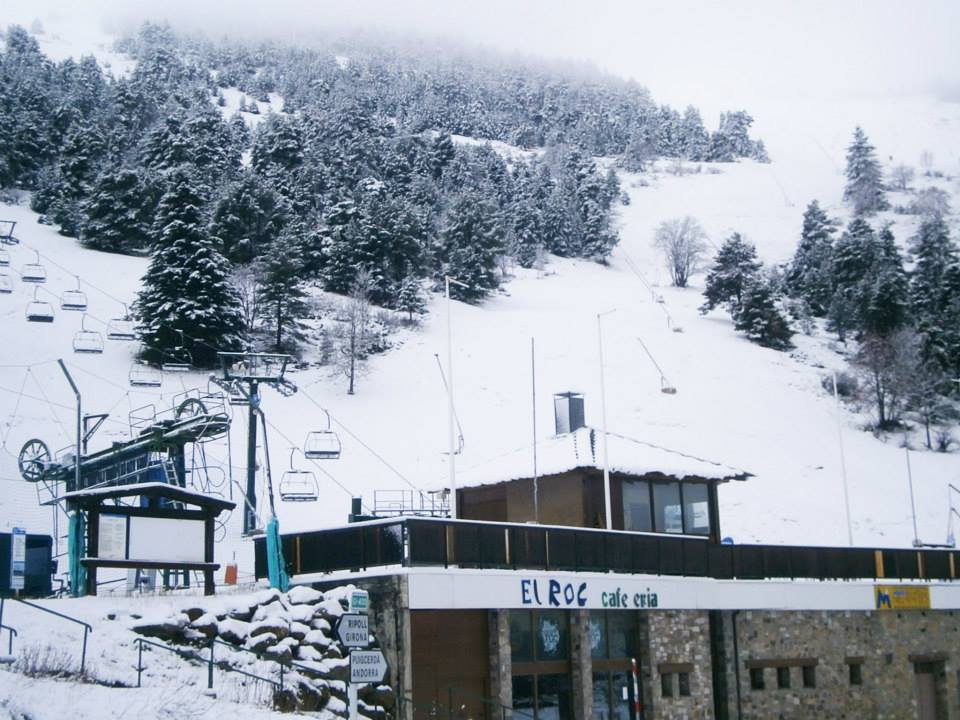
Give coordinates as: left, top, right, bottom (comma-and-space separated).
554, 392, 585, 435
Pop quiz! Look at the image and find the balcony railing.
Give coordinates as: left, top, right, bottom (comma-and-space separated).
254, 517, 959, 584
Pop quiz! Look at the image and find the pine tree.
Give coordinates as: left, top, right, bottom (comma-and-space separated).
439, 192, 503, 301
843, 127, 888, 216
258, 229, 310, 352
396, 274, 427, 324
80, 166, 153, 253
909, 217, 959, 371
209, 173, 290, 264
732, 277, 794, 350
136, 169, 243, 368
700, 233, 762, 313
828, 218, 878, 337
859, 225, 909, 337
785, 200, 836, 315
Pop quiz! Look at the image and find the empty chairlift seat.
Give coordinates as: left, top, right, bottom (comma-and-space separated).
60, 277, 87, 311
0, 272, 12, 294
107, 304, 137, 341
25, 288, 54, 323
0, 248, 9, 267
279, 449, 319, 502
21, 251, 47, 283
161, 331, 192, 372
129, 364, 162, 388
304, 430, 341, 460
0, 220, 16, 244
73, 314, 104, 354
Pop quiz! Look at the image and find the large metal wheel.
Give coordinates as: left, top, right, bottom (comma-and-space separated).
19, 439, 51, 482
175, 397, 207, 420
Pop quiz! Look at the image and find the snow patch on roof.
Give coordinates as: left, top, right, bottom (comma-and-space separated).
449, 427, 749, 490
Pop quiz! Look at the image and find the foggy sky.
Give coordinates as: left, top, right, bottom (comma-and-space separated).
5, 0, 960, 113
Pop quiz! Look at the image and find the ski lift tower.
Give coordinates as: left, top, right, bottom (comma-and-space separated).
212, 352, 297, 535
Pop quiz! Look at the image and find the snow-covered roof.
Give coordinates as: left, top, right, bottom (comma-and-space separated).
449, 427, 750, 490
62, 482, 236, 512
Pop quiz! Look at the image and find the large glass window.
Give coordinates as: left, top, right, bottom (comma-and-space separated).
682, 483, 711, 535
593, 671, 632, 720
653, 482, 683, 533
510, 611, 534, 662
621, 480, 652, 532
512, 611, 572, 720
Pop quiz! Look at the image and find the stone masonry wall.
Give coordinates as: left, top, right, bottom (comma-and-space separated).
646, 610, 714, 720
732, 609, 960, 720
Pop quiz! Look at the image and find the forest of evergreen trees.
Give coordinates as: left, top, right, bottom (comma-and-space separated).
0, 22, 765, 366
693, 127, 959, 444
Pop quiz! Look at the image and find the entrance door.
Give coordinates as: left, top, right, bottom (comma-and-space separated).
913, 665, 938, 720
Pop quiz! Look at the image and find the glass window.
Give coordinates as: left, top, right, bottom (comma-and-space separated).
536, 611, 568, 661
589, 615, 606, 659
606, 613, 636, 659
609, 671, 632, 720
513, 675, 536, 716
682, 483, 711, 535
678, 672, 691, 697
750, 667, 765, 691
660, 672, 673, 698
802, 665, 816, 688
653, 482, 683, 533
510, 612, 533, 662
537, 674, 572, 720
849, 663, 862, 686
622, 480, 652, 532
777, 666, 790, 689
592, 672, 612, 720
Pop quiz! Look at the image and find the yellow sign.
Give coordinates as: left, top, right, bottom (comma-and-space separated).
875, 585, 931, 610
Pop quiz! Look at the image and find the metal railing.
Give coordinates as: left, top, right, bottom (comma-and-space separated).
0, 597, 92, 672
255, 516, 960, 584
397, 685, 536, 720
1, 623, 17, 654
133, 636, 326, 697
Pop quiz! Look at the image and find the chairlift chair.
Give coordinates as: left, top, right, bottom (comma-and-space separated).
129, 364, 162, 388
279, 448, 319, 502
0, 273, 11, 294
0, 220, 16, 245
0, 248, 9, 266
21, 250, 47, 283
304, 430, 342, 460
161, 330, 192, 372
25, 287, 54, 323
73, 314, 104, 354
60, 276, 87, 311
107, 303, 137, 341
303, 410, 341, 459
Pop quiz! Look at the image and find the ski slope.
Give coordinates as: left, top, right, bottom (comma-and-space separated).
1, 24, 960, 586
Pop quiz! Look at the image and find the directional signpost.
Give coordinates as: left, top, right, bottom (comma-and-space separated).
336, 614, 370, 648
337, 591, 387, 720
350, 649, 388, 684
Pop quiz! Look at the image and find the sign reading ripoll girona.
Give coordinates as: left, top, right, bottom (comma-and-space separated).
350, 649, 388, 684
336, 613, 370, 648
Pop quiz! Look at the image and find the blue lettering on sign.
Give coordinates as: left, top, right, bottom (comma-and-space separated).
521, 579, 588, 607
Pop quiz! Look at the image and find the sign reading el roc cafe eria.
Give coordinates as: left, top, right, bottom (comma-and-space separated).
520, 577, 660, 609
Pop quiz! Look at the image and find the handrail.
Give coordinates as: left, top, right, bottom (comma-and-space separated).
397, 685, 537, 720
134, 636, 286, 692
0, 598, 92, 672
1, 623, 17, 655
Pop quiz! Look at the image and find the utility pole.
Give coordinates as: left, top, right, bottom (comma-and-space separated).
597, 311, 616, 530
245, 380, 259, 534
445, 276, 467, 519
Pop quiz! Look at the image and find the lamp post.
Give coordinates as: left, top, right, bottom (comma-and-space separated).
597, 310, 616, 530
832, 372, 854, 546
445, 276, 468, 519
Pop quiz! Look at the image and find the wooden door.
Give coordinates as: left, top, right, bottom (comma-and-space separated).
914, 671, 937, 720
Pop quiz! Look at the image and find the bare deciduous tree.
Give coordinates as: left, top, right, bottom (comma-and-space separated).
652, 216, 709, 288
852, 330, 920, 431
890, 164, 914, 192
230, 264, 262, 343
335, 269, 373, 395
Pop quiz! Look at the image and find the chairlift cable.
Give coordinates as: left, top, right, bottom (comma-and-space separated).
0, 369, 30, 448
26, 368, 72, 445
298, 386, 425, 493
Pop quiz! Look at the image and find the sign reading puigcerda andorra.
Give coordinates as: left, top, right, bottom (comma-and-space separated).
520, 577, 659, 609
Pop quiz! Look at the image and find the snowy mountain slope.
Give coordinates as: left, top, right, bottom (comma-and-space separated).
1, 18, 959, 580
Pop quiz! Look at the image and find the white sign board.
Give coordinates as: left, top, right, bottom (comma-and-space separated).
10, 527, 26, 590
348, 589, 369, 614
98, 515, 127, 560
127, 517, 205, 563
336, 614, 370, 648
349, 649, 388, 684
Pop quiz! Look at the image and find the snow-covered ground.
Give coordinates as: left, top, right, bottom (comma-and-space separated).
1, 20, 960, 588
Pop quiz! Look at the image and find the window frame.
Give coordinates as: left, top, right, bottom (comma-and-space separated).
776, 666, 791, 689
749, 667, 765, 691
802, 664, 816, 689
